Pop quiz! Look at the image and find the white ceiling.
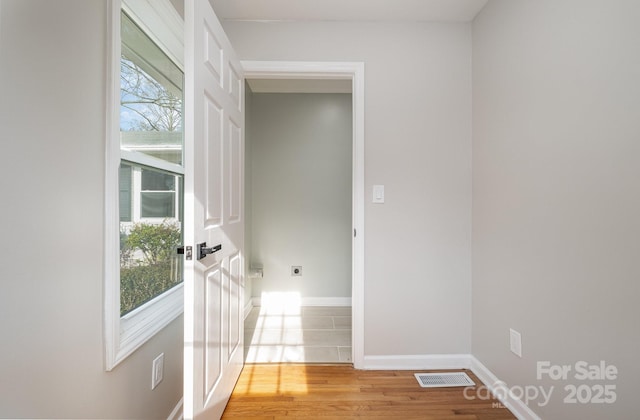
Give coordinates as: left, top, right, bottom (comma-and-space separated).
212, 0, 489, 23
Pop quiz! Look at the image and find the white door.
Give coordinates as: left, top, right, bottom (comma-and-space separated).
183, 0, 245, 418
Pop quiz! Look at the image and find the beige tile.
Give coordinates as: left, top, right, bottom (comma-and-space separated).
244, 306, 353, 364
244, 345, 342, 363
245, 329, 305, 346
251, 314, 336, 329
332, 316, 352, 329
246, 329, 352, 346
302, 347, 341, 363
301, 316, 336, 329
299, 329, 352, 346
253, 314, 303, 329
338, 347, 352, 362
302, 306, 352, 316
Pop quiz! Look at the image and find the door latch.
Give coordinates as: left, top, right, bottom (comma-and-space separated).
177, 245, 193, 260
197, 242, 222, 260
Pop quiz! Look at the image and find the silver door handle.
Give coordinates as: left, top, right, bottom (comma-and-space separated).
197, 242, 221, 260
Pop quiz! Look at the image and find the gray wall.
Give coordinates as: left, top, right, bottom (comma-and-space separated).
222, 21, 472, 355
472, 1, 640, 419
247, 92, 352, 300
0, 1, 183, 418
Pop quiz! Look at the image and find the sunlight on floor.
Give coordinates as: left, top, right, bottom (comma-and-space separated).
260, 291, 302, 315
246, 292, 306, 363
233, 363, 309, 396
244, 292, 352, 364
239, 293, 309, 395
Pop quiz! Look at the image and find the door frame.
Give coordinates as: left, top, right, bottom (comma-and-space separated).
242, 61, 365, 369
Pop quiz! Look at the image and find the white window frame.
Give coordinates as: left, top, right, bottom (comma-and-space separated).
105, 0, 184, 370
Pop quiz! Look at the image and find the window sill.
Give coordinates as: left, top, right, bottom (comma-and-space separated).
106, 283, 183, 371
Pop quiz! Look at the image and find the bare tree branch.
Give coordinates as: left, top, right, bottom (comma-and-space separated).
120, 57, 182, 132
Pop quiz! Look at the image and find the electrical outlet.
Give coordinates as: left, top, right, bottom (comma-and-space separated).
152, 353, 164, 390
291, 266, 302, 276
510, 329, 522, 358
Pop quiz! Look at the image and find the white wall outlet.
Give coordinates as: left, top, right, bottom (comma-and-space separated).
372, 185, 385, 203
291, 266, 302, 276
151, 353, 164, 390
509, 328, 522, 358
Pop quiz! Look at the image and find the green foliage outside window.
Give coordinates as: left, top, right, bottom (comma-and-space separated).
120, 221, 182, 315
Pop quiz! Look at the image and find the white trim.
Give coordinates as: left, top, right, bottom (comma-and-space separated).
121, 149, 185, 175
363, 354, 472, 370
166, 397, 184, 420
359, 354, 536, 419
244, 299, 254, 319
470, 356, 542, 420
104, 0, 122, 372
351, 62, 365, 371
250, 296, 352, 307
242, 60, 366, 369
104, 0, 185, 371
118, 284, 184, 359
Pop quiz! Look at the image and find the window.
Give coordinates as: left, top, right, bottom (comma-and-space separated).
105, 0, 184, 370
140, 168, 178, 218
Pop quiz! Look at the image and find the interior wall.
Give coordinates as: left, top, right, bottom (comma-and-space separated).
472, 1, 640, 419
0, 1, 183, 418
246, 92, 353, 300
222, 21, 472, 356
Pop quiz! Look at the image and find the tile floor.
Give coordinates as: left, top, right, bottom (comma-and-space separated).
244, 306, 352, 363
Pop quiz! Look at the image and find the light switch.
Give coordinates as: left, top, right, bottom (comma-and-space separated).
152, 353, 164, 389
373, 185, 385, 204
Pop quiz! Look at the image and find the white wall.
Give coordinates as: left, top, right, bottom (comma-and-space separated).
243, 82, 254, 308
222, 21, 472, 356
473, 1, 640, 418
247, 92, 352, 300
0, 1, 182, 418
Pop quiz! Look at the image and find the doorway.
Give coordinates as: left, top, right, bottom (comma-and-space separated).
241, 61, 365, 368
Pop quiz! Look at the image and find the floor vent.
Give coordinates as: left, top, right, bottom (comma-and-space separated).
414, 372, 475, 388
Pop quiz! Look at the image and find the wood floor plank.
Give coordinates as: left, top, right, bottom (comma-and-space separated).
222, 364, 516, 419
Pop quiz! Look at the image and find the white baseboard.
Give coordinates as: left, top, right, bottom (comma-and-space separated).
244, 299, 254, 320
360, 354, 540, 420
166, 397, 183, 420
470, 356, 541, 420
250, 296, 352, 307
362, 354, 472, 370
169, 351, 537, 420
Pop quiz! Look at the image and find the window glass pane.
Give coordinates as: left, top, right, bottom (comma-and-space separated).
141, 192, 175, 218
119, 219, 183, 316
119, 163, 132, 222
120, 11, 183, 166
119, 164, 183, 315
118, 11, 185, 317
141, 168, 175, 191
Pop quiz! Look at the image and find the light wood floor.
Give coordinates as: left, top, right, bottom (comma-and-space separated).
222, 364, 516, 419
